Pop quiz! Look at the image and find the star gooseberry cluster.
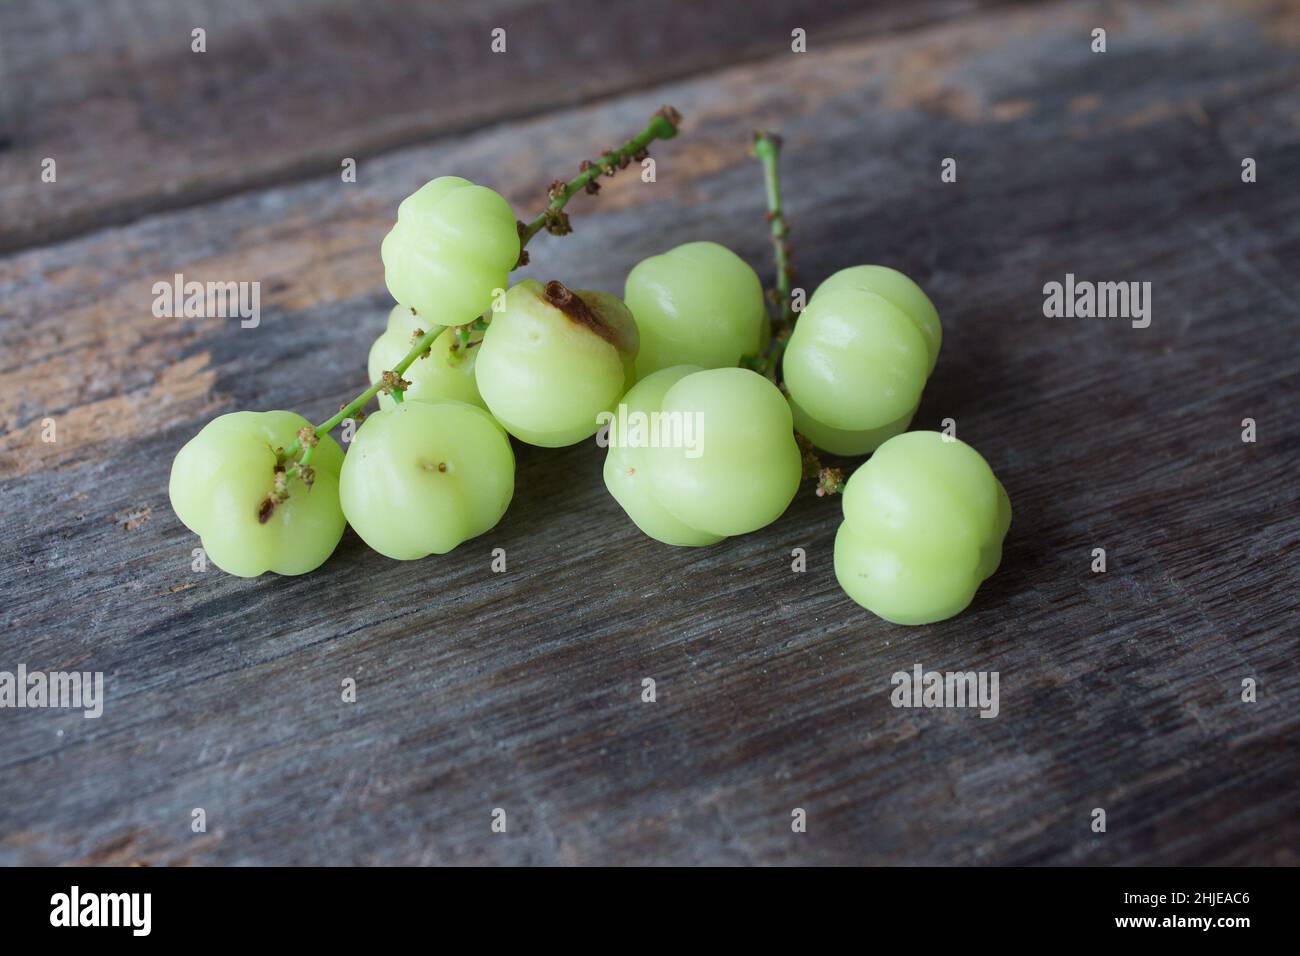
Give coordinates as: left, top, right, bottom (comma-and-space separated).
169, 110, 1011, 625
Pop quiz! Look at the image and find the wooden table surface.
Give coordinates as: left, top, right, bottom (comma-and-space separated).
2, 0, 1297, 865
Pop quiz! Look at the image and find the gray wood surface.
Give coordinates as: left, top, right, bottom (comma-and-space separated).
0, 0, 1001, 253
1, 0, 1298, 865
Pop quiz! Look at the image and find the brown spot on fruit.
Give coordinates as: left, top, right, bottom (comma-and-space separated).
543, 281, 617, 344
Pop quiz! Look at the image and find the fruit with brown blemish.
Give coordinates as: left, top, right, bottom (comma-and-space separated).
475, 279, 639, 447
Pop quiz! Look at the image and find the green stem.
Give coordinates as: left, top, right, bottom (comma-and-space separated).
280, 326, 448, 462
750, 132, 837, 495
754, 131, 794, 328
747, 131, 797, 380
516, 106, 681, 251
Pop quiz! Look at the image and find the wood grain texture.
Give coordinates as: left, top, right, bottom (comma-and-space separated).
0, 0, 1007, 253
1, 0, 1299, 865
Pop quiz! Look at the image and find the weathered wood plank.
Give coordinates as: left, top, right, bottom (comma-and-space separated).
1, 0, 1298, 865
0, 0, 1005, 253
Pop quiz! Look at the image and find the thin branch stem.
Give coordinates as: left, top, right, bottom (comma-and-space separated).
516, 106, 681, 252
746, 131, 799, 381
279, 326, 448, 462
751, 132, 839, 496
753, 131, 794, 328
